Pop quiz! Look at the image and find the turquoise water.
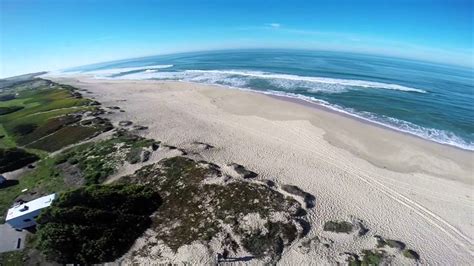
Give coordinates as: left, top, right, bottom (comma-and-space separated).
67, 49, 474, 150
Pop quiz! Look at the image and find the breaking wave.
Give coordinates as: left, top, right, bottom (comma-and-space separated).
109, 69, 426, 93
185, 70, 427, 93
83, 64, 173, 77
78, 67, 473, 150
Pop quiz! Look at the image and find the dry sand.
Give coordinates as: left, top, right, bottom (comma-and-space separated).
50, 76, 473, 264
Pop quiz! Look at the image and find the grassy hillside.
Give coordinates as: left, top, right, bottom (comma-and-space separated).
0, 77, 113, 221
0, 79, 110, 152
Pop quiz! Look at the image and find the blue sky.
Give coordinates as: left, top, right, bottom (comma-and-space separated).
0, 0, 472, 77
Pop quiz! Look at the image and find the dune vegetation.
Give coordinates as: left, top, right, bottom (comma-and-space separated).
0, 78, 111, 152
35, 184, 161, 264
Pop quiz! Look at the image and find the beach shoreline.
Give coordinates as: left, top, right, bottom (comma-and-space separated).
266, 93, 472, 152
48, 76, 474, 264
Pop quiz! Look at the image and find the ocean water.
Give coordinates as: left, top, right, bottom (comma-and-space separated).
65, 49, 474, 150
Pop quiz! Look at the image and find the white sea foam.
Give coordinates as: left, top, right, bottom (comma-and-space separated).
185, 70, 427, 93
252, 90, 473, 151
108, 69, 426, 93
83, 64, 173, 78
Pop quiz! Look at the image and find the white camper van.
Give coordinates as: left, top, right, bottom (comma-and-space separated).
5, 194, 56, 229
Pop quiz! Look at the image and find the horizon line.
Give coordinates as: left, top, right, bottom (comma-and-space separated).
63, 47, 474, 73
2, 47, 473, 79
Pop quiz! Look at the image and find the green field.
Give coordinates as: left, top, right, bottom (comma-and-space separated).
0, 78, 110, 221
0, 81, 98, 150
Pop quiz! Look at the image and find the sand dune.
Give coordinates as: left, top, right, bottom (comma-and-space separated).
49, 76, 474, 264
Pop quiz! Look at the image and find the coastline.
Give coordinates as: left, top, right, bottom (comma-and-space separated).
216, 83, 473, 152
267, 92, 473, 152
263, 92, 473, 181
48, 76, 474, 264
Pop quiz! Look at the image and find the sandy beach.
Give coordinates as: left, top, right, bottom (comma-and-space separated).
49, 76, 473, 264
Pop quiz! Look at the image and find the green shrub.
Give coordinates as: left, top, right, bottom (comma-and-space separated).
0, 147, 39, 172
12, 123, 37, 136
403, 249, 420, 260
360, 250, 385, 265
126, 147, 142, 164
57, 131, 155, 184
323, 220, 353, 233
36, 184, 161, 264
242, 221, 297, 259
0, 106, 23, 115
0, 250, 25, 265
349, 249, 392, 265
386, 239, 405, 250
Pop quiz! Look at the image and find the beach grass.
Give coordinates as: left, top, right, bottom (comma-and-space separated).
0, 124, 15, 148
55, 130, 156, 185
0, 250, 25, 266
118, 156, 305, 261
323, 220, 353, 233
403, 249, 420, 260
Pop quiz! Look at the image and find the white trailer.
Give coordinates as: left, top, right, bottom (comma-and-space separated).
5, 194, 56, 229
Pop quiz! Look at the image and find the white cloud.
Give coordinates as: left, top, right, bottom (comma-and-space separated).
266, 23, 281, 29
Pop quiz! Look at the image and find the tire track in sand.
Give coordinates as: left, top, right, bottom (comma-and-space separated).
272, 119, 474, 257
216, 116, 472, 257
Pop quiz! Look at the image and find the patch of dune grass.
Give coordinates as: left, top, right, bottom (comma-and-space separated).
323, 220, 353, 233
403, 249, 420, 260
349, 250, 386, 266
120, 156, 304, 261
0, 250, 25, 266
55, 131, 156, 184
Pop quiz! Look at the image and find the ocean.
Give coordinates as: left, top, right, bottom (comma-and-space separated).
65, 49, 474, 151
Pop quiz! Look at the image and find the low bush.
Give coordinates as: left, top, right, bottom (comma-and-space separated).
242, 221, 297, 260
12, 123, 38, 136
57, 131, 155, 184
403, 249, 420, 260
0, 147, 39, 172
0, 106, 24, 115
323, 220, 353, 233
36, 184, 161, 264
